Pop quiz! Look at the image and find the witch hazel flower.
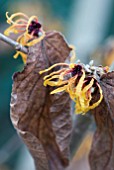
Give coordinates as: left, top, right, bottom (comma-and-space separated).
4, 12, 45, 63
39, 60, 109, 114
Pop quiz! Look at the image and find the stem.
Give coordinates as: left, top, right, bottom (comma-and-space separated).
0, 33, 28, 54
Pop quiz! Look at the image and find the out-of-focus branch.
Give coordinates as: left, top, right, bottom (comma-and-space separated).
70, 112, 93, 157
0, 33, 28, 54
110, 62, 114, 71
0, 135, 22, 164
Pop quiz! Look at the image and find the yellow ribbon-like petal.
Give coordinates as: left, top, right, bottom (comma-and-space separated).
50, 85, 68, 94
75, 70, 85, 97
39, 63, 69, 74
40, 62, 103, 115
6, 12, 28, 24
4, 12, 47, 64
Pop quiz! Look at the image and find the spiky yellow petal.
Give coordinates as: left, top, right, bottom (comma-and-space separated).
39, 63, 69, 74
40, 62, 104, 115
50, 85, 68, 94
75, 71, 85, 97
6, 12, 28, 24
27, 31, 45, 46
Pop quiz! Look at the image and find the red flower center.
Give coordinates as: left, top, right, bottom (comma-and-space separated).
28, 20, 42, 37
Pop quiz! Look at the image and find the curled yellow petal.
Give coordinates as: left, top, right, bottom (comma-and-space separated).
13, 51, 27, 64
88, 83, 103, 110
39, 63, 69, 74
13, 52, 20, 59
27, 31, 45, 46
75, 70, 85, 97
6, 12, 28, 24
50, 85, 68, 94
67, 76, 77, 101
43, 75, 60, 86
43, 68, 66, 80
82, 79, 94, 94
75, 79, 103, 114
4, 25, 19, 36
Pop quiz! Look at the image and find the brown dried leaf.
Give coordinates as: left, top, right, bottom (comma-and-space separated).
10, 31, 72, 170
89, 71, 114, 170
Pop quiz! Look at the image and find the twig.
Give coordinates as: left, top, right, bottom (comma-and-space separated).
0, 33, 28, 54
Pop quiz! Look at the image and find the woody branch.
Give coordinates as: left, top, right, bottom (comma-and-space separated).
0, 33, 28, 54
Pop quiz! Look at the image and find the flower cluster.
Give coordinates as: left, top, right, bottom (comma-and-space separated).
40, 62, 109, 114
4, 12, 45, 63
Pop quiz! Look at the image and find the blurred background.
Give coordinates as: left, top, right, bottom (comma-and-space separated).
0, 0, 114, 169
